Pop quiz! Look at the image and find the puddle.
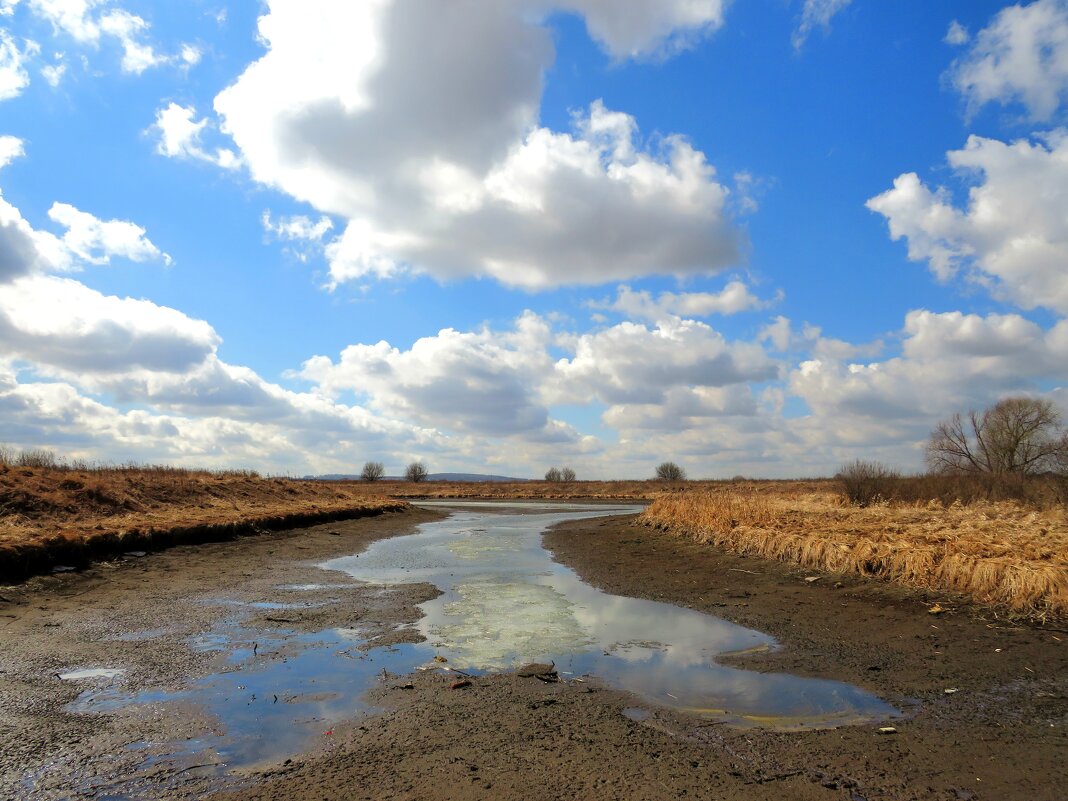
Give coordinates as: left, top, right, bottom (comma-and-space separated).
62, 503, 897, 792
70, 625, 430, 768
323, 504, 899, 729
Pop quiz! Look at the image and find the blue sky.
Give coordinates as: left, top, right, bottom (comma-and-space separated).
1, 0, 1066, 478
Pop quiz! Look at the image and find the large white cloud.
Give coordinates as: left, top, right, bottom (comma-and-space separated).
949, 0, 1068, 121
210, 0, 742, 290
0, 152, 457, 472
867, 131, 1068, 315
554, 317, 780, 405
299, 312, 567, 440
791, 310, 1068, 425
0, 360, 446, 474
0, 275, 217, 375
298, 311, 781, 449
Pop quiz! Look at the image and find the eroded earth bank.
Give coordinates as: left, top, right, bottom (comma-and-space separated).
1, 505, 1065, 801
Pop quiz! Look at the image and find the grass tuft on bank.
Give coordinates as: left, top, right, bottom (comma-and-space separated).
640, 485, 1068, 621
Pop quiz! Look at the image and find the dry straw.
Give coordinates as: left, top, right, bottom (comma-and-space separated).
640, 487, 1068, 621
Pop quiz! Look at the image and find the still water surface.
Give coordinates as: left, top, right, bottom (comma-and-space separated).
326, 502, 897, 727
66, 502, 897, 776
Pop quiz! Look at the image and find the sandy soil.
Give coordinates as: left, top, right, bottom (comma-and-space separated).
2, 507, 1065, 801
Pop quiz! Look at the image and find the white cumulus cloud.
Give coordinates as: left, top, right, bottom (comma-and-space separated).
598, 280, 778, 321
0, 275, 219, 375
212, 0, 744, 291
152, 102, 240, 169
299, 312, 565, 440
949, 0, 1068, 121
553, 317, 780, 406
47, 201, 170, 268
867, 130, 1068, 315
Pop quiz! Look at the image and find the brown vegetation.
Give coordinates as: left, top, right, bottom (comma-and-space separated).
0, 464, 404, 582
641, 483, 1068, 621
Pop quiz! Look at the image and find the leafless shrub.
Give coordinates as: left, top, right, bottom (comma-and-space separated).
405, 461, 429, 482
16, 448, 59, 469
361, 461, 386, 482
655, 462, 686, 481
544, 467, 562, 482
836, 460, 901, 506
560, 466, 576, 482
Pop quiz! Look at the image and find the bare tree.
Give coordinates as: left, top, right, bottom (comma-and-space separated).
544, 467, 563, 482
560, 466, 576, 482
926, 397, 1067, 476
360, 461, 386, 482
404, 461, 429, 482
655, 462, 686, 481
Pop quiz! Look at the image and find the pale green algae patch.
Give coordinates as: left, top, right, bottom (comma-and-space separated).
434, 580, 593, 670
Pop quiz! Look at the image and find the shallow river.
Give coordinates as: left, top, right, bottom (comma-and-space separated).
69, 502, 897, 771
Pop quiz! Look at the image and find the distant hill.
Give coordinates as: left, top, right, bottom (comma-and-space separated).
305, 472, 530, 483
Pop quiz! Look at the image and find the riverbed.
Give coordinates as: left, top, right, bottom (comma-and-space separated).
0, 503, 1063, 800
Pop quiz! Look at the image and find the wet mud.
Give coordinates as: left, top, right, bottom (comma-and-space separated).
0, 505, 1064, 800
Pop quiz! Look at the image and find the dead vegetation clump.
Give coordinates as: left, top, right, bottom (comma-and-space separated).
640, 487, 1068, 621
0, 464, 404, 581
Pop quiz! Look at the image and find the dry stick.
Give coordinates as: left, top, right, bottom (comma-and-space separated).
728, 568, 761, 575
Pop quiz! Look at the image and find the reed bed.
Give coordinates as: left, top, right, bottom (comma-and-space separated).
640, 487, 1068, 621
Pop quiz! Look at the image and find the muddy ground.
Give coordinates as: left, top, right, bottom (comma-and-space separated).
1, 505, 1065, 800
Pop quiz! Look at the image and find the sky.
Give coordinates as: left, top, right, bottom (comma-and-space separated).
0, 0, 1067, 479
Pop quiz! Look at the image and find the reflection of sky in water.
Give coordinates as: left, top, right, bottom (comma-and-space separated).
68, 625, 434, 769
65, 504, 896, 785
324, 505, 898, 727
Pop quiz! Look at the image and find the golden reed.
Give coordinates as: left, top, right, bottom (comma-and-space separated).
640, 487, 1068, 621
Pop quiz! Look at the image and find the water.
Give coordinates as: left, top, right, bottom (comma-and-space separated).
62, 502, 897, 783
325, 503, 897, 727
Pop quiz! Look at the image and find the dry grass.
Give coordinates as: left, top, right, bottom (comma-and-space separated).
640, 485, 1068, 621
0, 465, 404, 581
357, 479, 666, 500
352, 477, 836, 501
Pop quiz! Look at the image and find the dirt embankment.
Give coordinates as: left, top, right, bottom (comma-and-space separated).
0, 466, 406, 582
